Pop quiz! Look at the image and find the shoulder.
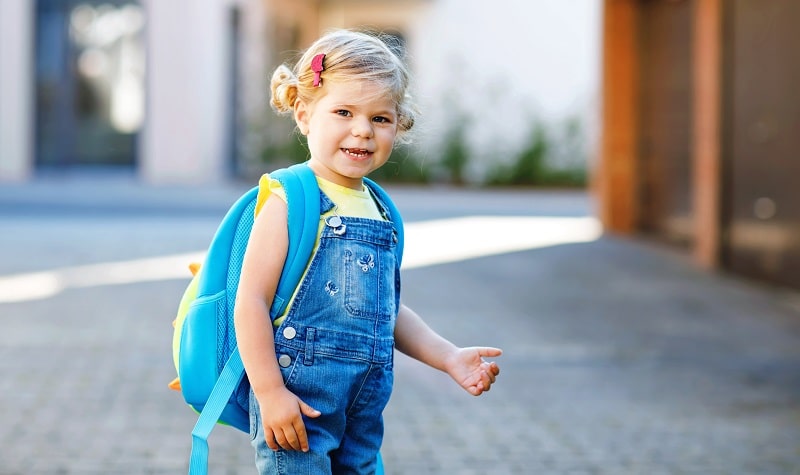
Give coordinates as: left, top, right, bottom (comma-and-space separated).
255, 173, 288, 216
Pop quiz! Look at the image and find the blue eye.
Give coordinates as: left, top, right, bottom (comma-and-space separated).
336, 109, 352, 117
373, 116, 391, 124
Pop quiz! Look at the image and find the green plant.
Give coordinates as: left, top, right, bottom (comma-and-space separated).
511, 123, 549, 185
439, 117, 471, 185
486, 119, 587, 187
486, 123, 548, 186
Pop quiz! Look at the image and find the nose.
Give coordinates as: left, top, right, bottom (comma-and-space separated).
351, 117, 373, 139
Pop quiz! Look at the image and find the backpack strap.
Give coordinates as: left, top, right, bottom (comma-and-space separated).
364, 177, 404, 267
189, 348, 246, 474
188, 162, 321, 475
270, 162, 320, 318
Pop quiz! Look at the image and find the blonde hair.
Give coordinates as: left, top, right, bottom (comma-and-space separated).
270, 29, 417, 142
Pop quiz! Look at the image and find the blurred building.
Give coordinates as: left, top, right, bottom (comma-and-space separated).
1, 0, 271, 183
595, 0, 800, 290
1, 0, 599, 184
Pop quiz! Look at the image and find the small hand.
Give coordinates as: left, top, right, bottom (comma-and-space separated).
447, 347, 502, 396
258, 387, 321, 452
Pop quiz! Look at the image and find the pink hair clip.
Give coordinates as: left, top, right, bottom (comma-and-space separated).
311, 53, 326, 87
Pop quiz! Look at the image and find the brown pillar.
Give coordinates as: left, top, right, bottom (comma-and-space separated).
692, 0, 723, 268
596, 0, 639, 234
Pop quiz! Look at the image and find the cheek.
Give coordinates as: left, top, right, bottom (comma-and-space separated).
378, 128, 398, 147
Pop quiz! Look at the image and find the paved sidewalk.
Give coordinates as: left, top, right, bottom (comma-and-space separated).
0, 177, 799, 474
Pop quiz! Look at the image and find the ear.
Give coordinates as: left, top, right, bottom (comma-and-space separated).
294, 99, 310, 136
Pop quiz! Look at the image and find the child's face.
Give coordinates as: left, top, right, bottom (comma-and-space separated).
295, 79, 398, 189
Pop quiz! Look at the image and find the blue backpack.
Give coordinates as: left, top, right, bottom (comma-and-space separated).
170, 162, 402, 474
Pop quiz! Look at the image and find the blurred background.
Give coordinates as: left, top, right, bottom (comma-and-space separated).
2, 0, 798, 291
0, 0, 600, 185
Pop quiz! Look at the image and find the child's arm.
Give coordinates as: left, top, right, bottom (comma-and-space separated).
234, 195, 320, 452
394, 304, 502, 395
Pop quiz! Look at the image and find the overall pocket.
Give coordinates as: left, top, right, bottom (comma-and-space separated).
343, 244, 396, 320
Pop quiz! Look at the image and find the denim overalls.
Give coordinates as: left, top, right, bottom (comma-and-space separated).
250, 191, 401, 474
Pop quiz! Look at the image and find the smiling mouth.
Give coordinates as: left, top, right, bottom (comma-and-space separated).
342, 148, 371, 159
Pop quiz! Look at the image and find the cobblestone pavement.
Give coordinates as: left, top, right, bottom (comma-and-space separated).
1, 180, 799, 474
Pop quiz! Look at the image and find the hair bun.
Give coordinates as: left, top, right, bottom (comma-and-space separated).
270, 64, 299, 114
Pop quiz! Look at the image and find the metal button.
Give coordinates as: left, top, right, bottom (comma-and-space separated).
278, 354, 292, 368
325, 215, 342, 228
282, 326, 297, 340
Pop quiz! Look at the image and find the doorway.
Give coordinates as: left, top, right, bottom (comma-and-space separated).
34, 0, 145, 170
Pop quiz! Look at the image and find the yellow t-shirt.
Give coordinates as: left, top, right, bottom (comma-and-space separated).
255, 172, 384, 325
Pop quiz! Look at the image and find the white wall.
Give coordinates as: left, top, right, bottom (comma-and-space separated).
408, 0, 602, 180
140, 0, 270, 184
0, 0, 34, 181
140, 0, 229, 183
